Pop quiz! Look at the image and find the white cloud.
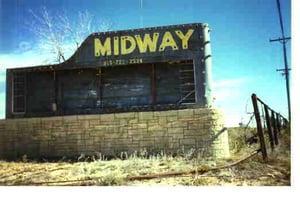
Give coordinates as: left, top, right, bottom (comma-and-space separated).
212, 77, 253, 127
0, 72, 5, 82
212, 77, 250, 102
0, 50, 50, 69
213, 77, 249, 88
0, 39, 76, 70
18, 41, 33, 52
0, 92, 5, 119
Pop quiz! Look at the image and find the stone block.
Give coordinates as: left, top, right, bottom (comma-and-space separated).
89, 119, 101, 126
76, 140, 86, 146
78, 114, 100, 120
63, 115, 78, 121
119, 119, 128, 126
139, 139, 155, 147
138, 112, 154, 120
40, 116, 63, 122
100, 114, 115, 122
66, 133, 82, 140
148, 124, 164, 132
158, 116, 167, 124
167, 121, 187, 128
167, 127, 183, 134
85, 139, 94, 146
78, 120, 89, 129
193, 108, 208, 115
178, 109, 194, 118
156, 110, 178, 117
131, 133, 144, 141
169, 133, 184, 139
153, 131, 166, 137
27, 118, 41, 124
34, 135, 52, 141
128, 119, 138, 124
184, 129, 202, 136
93, 125, 115, 130
132, 123, 147, 129
89, 129, 106, 137
147, 119, 158, 125
167, 116, 178, 122
104, 131, 128, 139
93, 135, 105, 143
114, 112, 136, 119
180, 138, 196, 145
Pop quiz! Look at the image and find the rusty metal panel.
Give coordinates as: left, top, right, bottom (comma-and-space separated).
26, 72, 55, 113
156, 63, 181, 104
57, 69, 99, 114
101, 65, 152, 108
12, 73, 26, 113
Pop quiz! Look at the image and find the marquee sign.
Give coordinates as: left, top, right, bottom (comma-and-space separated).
6, 23, 213, 119
73, 23, 205, 67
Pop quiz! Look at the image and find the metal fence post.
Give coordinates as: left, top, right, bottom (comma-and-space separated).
251, 94, 268, 161
264, 105, 274, 151
276, 113, 281, 133
271, 111, 279, 146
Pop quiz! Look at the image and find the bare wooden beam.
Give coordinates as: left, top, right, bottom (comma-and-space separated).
251, 94, 268, 161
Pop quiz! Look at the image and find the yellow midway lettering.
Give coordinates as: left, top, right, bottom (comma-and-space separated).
113, 37, 119, 55
135, 33, 159, 53
175, 29, 194, 49
94, 37, 111, 56
121, 36, 136, 55
94, 29, 195, 57
159, 31, 178, 51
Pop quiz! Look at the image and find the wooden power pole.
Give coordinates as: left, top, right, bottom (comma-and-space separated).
270, 0, 291, 122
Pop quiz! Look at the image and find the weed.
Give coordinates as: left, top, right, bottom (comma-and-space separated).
95, 172, 126, 186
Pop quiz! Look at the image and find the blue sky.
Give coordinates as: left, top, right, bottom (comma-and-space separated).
0, 0, 291, 126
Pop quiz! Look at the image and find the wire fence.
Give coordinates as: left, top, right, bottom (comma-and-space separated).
251, 93, 289, 161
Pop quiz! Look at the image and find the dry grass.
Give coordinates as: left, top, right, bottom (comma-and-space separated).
0, 127, 291, 186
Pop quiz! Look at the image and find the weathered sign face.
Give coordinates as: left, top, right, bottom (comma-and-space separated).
6, 23, 212, 119
74, 23, 205, 67
94, 29, 194, 56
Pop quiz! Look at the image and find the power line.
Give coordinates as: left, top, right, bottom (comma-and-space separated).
139, 0, 143, 28
270, 0, 291, 122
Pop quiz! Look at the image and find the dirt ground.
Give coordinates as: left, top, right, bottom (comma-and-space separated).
0, 149, 290, 186
0, 128, 291, 186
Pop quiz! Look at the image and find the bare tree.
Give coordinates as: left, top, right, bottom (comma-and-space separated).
27, 7, 112, 63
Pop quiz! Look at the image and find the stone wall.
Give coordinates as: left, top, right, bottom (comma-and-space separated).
0, 108, 230, 160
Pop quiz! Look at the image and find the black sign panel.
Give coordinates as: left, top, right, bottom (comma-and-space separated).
6, 23, 210, 119
73, 23, 204, 67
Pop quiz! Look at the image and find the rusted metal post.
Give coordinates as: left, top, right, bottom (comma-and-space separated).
284, 118, 289, 129
251, 94, 268, 161
264, 105, 274, 151
271, 111, 279, 146
276, 113, 281, 133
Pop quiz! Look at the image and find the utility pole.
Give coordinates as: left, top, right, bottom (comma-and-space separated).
139, 0, 143, 28
270, 0, 291, 122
